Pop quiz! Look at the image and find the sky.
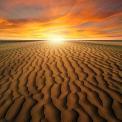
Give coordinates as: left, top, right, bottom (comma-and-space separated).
0, 0, 122, 40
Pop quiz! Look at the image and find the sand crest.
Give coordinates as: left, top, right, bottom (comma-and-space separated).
0, 41, 122, 122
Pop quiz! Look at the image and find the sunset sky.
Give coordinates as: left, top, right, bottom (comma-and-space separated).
0, 0, 122, 40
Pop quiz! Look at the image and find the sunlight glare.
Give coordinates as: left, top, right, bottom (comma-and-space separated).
47, 34, 65, 44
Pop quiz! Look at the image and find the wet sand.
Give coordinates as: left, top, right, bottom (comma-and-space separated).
0, 41, 122, 122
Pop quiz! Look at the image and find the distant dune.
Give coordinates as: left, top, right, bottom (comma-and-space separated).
0, 40, 122, 46
79, 40, 122, 46
0, 41, 122, 122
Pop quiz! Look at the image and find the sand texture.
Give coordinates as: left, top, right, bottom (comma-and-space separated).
0, 41, 122, 122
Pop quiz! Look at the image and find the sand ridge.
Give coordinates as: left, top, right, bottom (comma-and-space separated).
0, 41, 122, 122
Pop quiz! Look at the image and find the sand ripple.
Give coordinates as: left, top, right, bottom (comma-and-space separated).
0, 42, 122, 122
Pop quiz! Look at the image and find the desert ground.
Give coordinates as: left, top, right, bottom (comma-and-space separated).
0, 41, 122, 122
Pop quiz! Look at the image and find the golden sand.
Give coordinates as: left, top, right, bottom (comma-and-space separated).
0, 41, 122, 122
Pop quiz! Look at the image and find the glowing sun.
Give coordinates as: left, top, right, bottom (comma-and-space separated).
47, 34, 65, 44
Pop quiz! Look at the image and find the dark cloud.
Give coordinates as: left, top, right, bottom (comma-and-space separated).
0, 0, 75, 21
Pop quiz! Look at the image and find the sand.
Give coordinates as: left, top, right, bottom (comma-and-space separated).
0, 41, 122, 122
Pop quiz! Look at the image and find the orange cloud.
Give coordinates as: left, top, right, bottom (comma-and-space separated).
0, 0, 122, 40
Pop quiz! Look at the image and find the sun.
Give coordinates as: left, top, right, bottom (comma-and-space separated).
47, 34, 65, 44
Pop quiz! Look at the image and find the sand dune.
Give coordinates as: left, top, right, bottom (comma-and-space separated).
0, 41, 122, 122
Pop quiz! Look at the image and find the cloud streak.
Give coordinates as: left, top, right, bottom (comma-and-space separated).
0, 0, 122, 40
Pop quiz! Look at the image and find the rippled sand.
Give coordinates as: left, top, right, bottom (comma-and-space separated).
0, 41, 122, 122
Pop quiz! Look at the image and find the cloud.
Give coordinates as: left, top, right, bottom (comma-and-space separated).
0, 0, 122, 39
